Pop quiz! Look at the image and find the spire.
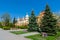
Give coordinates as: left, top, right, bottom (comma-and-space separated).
26, 13, 29, 18
25, 12, 29, 19
26, 12, 28, 15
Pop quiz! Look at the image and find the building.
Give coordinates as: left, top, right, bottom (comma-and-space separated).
15, 14, 29, 26
37, 11, 45, 26
15, 12, 45, 26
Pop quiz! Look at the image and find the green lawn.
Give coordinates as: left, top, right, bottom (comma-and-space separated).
26, 32, 60, 40
10, 31, 30, 35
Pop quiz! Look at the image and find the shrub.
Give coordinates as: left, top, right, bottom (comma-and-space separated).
2, 26, 10, 30
9, 23, 13, 28
16, 26, 28, 29
0, 26, 3, 28
0, 22, 3, 28
15, 26, 19, 29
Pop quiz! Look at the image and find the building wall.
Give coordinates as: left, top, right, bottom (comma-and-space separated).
15, 14, 29, 26
37, 12, 45, 26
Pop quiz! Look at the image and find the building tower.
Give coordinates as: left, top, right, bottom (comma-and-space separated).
25, 12, 29, 25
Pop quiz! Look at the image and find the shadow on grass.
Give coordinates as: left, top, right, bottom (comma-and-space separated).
25, 32, 60, 40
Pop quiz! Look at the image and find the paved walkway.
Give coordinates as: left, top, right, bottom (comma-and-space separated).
0, 29, 39, 40
0, 29, 30, 40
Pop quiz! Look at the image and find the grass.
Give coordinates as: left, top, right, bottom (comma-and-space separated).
10, 31, 30, 35
25, 32, 60, 40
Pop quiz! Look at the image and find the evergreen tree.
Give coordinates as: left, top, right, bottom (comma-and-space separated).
28, 10, 38, 31
13, 17, 17, 28
40, 4, 57, 35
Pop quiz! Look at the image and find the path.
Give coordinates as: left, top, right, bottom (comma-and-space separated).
7, 29, 39, 37
0, 29, 40, 40
0, 29, 30, 40
8, 29, 40, 40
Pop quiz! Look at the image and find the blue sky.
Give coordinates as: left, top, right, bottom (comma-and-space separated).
0, 0, 60, 19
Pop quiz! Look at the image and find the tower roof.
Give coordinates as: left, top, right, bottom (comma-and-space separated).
26, 12, 29, 18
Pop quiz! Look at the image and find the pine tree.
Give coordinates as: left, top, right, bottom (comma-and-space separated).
13, 17, 17, 28
40, 4, 57, 35
28, 10, 38, 31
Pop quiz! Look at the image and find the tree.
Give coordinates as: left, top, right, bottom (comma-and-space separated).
13, 17, 17, 28
40, 4, 57, 35
1, 13, 11, 26
28, 10, 38, 31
